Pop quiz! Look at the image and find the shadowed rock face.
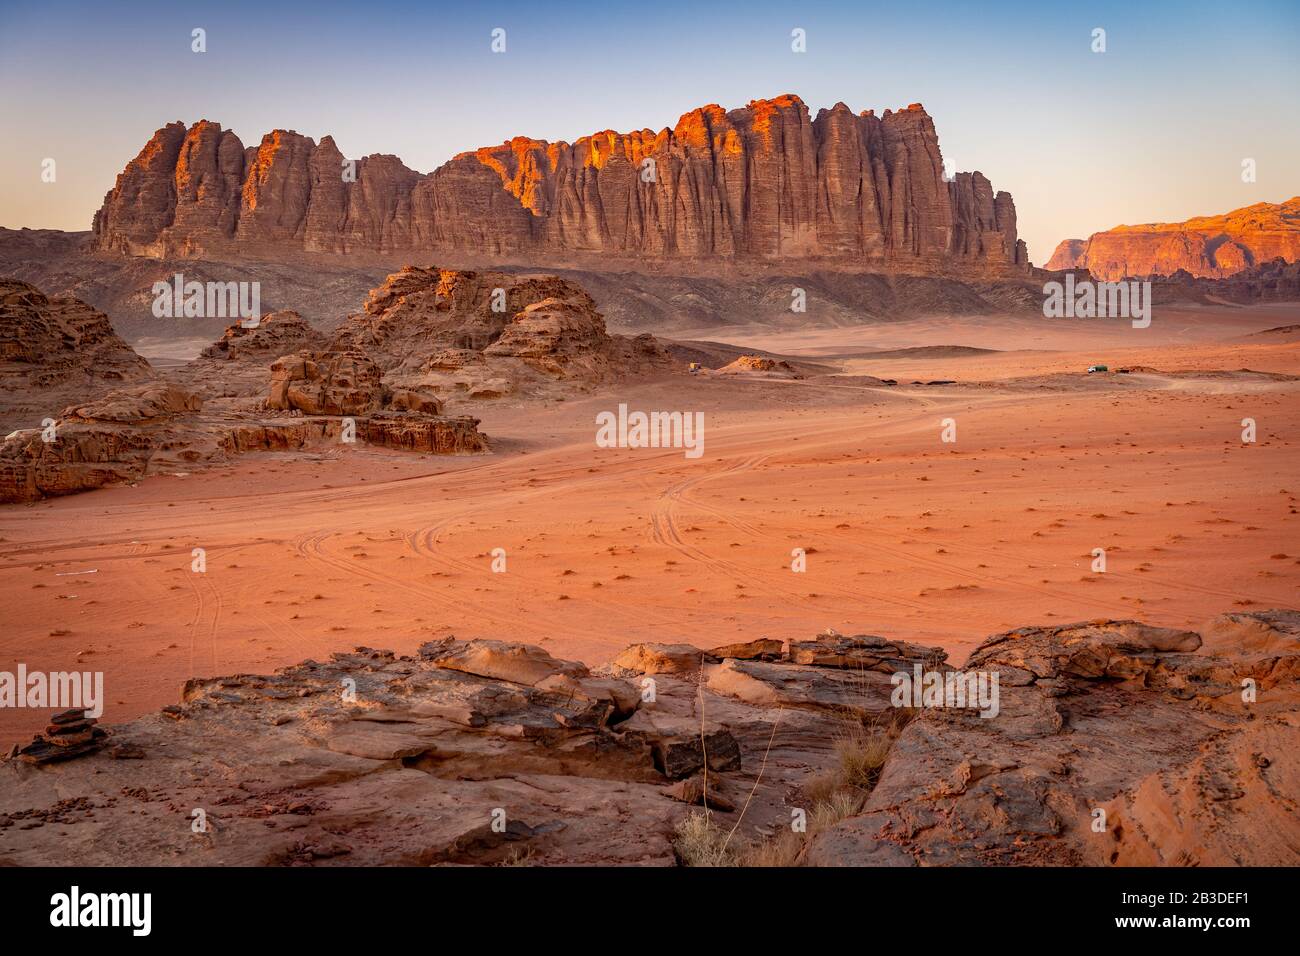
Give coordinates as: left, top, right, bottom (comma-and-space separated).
0, 279, 156, 432
329, 266, 674, 400
173, 310, 329, 400
0, 382, 204, 502
91, 97, 1028, 273
1, 612, 1295, 866
1047, 197, 1300, 280
0, 277, 496, 504
809, 613, 1300, 866
268, 350, 386, 416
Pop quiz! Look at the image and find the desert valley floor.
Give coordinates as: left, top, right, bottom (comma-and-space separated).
1, 305, 1296, 749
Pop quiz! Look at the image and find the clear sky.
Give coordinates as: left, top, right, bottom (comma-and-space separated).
1, 0, 1297, 264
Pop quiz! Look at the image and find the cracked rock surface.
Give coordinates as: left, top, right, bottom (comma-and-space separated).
1, 611, 1296, 866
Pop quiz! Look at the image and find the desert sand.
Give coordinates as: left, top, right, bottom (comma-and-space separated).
1, 309, 1296, 749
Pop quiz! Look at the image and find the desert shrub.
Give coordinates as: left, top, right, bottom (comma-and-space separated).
672, 811, 738, 867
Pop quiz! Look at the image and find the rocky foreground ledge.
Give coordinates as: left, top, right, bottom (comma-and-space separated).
1, 611, 1297, 866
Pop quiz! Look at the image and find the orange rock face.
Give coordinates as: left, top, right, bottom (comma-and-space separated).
91, 96, 1028, 273
1047, 197, 1300, 279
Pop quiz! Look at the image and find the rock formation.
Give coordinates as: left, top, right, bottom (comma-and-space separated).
809, 613, 1300, 866
174, 310, 328, 400
15, 710, 108, 765
267, 350, 389, 416
198, 310, 327, 364
328, 266, 673, 400
0, 279, 495, 504
360, 413, 489, 455
715, 355, 802, 378
0, 260, 686, 504
0, 372, 489, 504
1, 611, 1295, 866
1148, 257, 1300, 303
1047, 197, 1300, 280
0, 279, 155, 432
0, 382, 204, 502
264, 347, 488, 454
91, 97, 1029, 274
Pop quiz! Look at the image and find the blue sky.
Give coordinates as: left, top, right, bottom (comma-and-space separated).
1, 0, 1297, 262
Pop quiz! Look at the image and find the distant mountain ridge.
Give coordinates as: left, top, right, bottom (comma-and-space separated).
91, 95, 1028, 275
1047, 197, 1300, 280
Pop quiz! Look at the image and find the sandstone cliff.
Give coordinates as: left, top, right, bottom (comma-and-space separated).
1047, 197, 1300, 280
92, 97, 1028, 274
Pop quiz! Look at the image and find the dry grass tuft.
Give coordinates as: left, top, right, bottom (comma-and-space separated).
674, 709, 915, 867
673, 812, 739, 867
498, 846, 536, 867
834, 723, 893, 792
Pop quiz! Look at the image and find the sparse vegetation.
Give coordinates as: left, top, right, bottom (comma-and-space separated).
498, 846, 535, 867
673, 708, 913, 867
672, 811, 739, 867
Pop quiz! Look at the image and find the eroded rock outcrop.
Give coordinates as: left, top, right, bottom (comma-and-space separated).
360, 413, 489, 455
0, 279, 155, 432
0, 382, 202, 502
328, 266, 672, 400
62, 382, 203, 424
715, 355, 802, 378
3, 612, 1293, 866
1146, 257, 1300, 303
263, 346, 488, 453
267, 349, 388, 416
175, 311, 329, 399
0, 381, 336, 504
200, 310, 326, 363
0, 360, 485, 505
1047, 197, 1300, 280
92, 98, 1029, 273
808, 613, 1300, 866
0, 275, 496, 503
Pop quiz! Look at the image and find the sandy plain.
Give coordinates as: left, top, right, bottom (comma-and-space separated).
1, 307, 1296, 748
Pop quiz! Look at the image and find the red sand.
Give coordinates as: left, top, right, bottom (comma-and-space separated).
1, 312, 1297, 747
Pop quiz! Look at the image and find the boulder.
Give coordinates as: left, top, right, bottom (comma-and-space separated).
610, 643, 716, 676
267, 349, 385, 415
788, 630, 947, 671
708, 639, 784, 661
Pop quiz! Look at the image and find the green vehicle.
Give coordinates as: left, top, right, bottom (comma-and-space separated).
1087, 364, 1109, 373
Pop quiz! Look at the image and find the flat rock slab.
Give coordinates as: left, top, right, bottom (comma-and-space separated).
707, 658, 898, 718
2, 611, 1296, 867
